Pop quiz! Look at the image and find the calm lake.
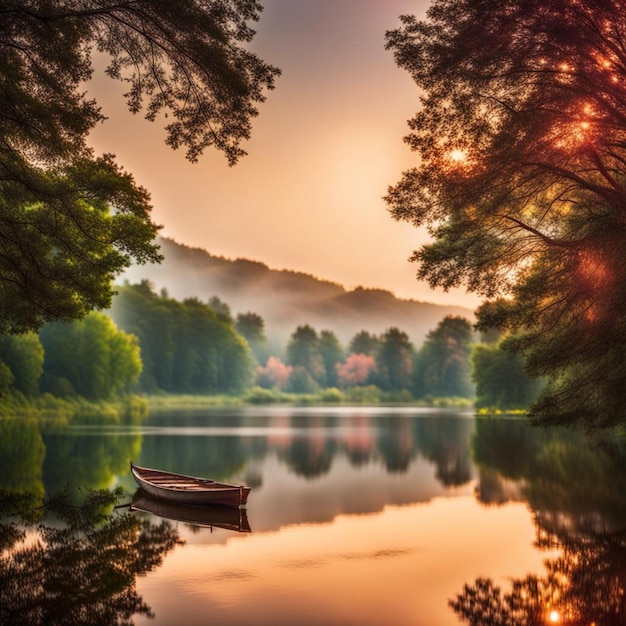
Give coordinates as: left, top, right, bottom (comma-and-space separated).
1, 406, 625, 625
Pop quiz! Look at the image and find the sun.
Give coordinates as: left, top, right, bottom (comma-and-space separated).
449, 149, 467, 162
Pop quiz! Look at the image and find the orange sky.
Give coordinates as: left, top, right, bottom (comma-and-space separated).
87, 0, 481, 309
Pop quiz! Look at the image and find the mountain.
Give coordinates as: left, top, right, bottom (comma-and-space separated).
120, 237, 475, 350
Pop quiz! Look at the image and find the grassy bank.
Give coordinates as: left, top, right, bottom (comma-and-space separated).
0, 392, 148, 425
144, 387, 475, 410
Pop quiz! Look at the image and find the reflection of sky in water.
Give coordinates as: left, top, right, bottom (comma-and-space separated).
134, 497, 549, 626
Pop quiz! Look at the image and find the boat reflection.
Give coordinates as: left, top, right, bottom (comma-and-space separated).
130, 490, 251, 533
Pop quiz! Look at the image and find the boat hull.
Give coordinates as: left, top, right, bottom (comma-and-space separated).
130, 461, 250, 508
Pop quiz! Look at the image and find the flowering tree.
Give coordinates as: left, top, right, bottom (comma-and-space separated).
336, 353, 376, 387
256, 357, 292, 390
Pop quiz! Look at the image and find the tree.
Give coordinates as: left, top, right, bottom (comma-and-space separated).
236, 312, 270, 364
110, 282, 254, 394
336, 353, 376, 387
385, 1, 626, 426
255, 356, 292, 390
349, 331, 381, 357
0, 333, 44, 397
40, 312, 142, 400
375, 327, 414, 391
413, 316, 474, 399
0, 1, 279, 334
286, 365, 320, 394
286, 325, 325, 385
319, 330, 343, 387
472, 343, 543, 410
208, 296, 233, 322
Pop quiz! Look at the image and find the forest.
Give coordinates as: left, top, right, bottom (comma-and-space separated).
0, 280, 541, 419
0, 1, 622, 429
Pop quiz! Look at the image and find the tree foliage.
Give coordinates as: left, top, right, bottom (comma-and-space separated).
318, 330, 344, 387
286, 325, 325, 385
336, 353, 376, 388
472, 343, 543, 410
349, 331, 381, 357
0, 1, 279, 334
236, 311, 270, 364
110, 282, 254, 393
40, 312, 142, 400
375, 327, 414, 392
413, 316, 474, 399
255, 356, 292, 390
386, 0, 626, 426
0, 333, 44, 397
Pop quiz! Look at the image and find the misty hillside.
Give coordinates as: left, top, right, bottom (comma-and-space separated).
120, 237, 475, 349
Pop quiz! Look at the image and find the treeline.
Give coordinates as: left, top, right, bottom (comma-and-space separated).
252, 315, 541, 409
109, 281, 253, 394
0, 281, 542, 411
0, 313, 141, 402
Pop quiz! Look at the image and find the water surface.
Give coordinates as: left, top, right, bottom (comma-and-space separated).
1, 407, 624, 625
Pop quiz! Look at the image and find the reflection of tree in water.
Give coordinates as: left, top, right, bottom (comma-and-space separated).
42, 428, 141, 496
413, 416, 474, 486
0, 419, 45, 500
377, 416, 416, 473
450, 524, 626, 625
271, 413, 477, 481
0, 489, 182, 626
344, 447, 372, 467
452, 418, 626, 625
279, 436, 337, 479
342, 414, 375, 467
139, 414, 252, 482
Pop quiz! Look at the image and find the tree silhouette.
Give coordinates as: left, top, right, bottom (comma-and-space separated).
450, 526, 626, 626
286, 325, 325, 385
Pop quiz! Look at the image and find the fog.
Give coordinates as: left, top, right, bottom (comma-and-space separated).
121, 238, 475, 352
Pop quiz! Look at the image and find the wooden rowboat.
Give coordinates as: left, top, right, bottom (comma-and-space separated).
130, 490, 251, 533
130, 461, 250, 509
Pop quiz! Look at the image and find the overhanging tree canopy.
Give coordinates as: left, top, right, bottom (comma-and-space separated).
385, 0, 626, 427
0, 1, 279, 333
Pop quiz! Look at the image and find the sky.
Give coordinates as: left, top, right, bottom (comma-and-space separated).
87, 0, 480, 308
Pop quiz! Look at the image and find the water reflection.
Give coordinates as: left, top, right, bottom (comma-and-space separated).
0, 489, 181, 626
139, 409, 476, 477
41, 422, 142, 497
451, 519, 626, 625
135, 410, 478, 531
451, 417, 626, 625
0, 419, 45, 500
131, 490, 251, 533
1, 409, 625, 625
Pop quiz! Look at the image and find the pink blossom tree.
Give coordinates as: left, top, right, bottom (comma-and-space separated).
336, 353, 376, 387
256, 357, 292, 390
